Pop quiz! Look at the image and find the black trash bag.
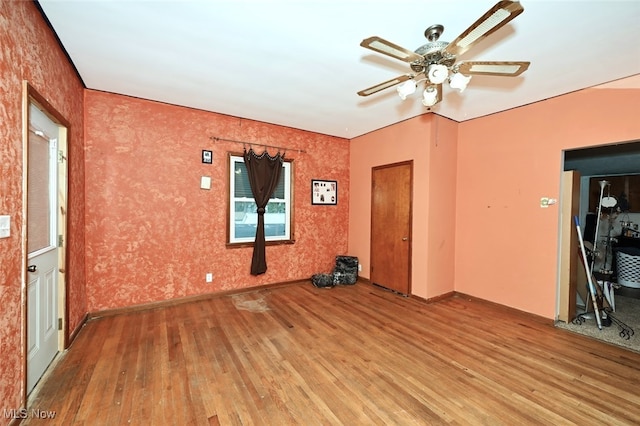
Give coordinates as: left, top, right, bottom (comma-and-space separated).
311, 273, 335, 288
334, 255, 358, 285
311, 256, 359, 288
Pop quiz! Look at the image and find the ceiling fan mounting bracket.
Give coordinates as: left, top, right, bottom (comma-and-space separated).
424, 24, 444, 42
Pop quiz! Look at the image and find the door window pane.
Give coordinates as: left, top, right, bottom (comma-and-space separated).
28, 131, 52, 254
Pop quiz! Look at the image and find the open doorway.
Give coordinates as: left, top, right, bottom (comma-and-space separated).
24, 83, 69, 395
558, 139, 640, 350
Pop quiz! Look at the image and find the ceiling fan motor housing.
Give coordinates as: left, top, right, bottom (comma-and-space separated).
412, 41, 454, 73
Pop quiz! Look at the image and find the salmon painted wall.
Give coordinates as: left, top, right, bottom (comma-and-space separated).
0, 1, 86, 415
427, 117, 458, 297
456, 86, 640, 319
84, 90, 349, 312
348, 115, 458, 299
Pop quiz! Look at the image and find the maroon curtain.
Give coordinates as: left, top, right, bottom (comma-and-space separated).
243, 148, 284, 275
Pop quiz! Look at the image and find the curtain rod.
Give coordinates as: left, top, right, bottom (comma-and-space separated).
210, 136, 306, 154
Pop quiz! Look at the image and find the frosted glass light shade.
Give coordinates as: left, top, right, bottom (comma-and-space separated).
427, 64, 448, 84
422, 87, 438, 107
449, 72, 472, 92
396, 80, 417, 100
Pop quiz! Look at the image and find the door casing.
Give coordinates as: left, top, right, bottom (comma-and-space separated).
558, 170, 581, 322
22, 82, 70, 399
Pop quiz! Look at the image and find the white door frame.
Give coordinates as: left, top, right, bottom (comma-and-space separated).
22, 82, 69, 398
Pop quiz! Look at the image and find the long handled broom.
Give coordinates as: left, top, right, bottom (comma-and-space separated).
574, 216, 602, 330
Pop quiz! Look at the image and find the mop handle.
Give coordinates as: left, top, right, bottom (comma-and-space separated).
574, 216, 602, 330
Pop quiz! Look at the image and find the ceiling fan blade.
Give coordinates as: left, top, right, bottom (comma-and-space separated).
457, 61, 530, 76
360, 36, 423, 63
357, 75, 414, 97
444, 1, 524, 57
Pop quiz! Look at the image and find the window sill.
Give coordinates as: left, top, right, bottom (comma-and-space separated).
226, 239, 296, 249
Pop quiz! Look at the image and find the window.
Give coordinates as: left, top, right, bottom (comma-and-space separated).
228, 154, 293, 245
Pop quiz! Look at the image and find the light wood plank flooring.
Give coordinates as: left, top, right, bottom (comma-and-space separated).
25, 282, 640, 425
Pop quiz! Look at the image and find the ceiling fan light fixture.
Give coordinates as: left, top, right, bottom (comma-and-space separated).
427, 64, 448, 84
422, 86, 439, 107
396, 80, 417, 100
357, 1, 530, 108
449, 72, 472, 92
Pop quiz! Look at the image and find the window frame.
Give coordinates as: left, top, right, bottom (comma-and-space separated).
227, 153, 295, 247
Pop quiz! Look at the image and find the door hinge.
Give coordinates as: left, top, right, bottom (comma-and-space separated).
58, 149, 65, 163
58, 318, 63, 330
58, 234, 64, 247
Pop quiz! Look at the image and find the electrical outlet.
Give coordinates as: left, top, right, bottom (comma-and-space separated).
358, 264, 362, 272
206, 273, 213, 283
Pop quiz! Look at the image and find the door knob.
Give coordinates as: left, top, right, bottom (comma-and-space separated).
402, 237, 408, 241
27, 265, 37, 272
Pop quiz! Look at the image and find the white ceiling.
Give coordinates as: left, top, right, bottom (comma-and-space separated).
37, 0, 640, 139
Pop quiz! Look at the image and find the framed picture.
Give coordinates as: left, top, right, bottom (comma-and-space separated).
202, 150, 213, 164
312, 179, 337, 205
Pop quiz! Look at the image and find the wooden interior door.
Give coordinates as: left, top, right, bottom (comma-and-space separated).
370, 161, 412, 294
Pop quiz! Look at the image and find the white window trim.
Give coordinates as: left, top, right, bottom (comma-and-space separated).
228, 154, 292, 245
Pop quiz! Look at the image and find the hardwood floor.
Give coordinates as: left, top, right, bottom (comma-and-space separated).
25, 282, 640, 425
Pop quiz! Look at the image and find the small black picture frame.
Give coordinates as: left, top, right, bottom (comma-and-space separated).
311, 179, 337, 205
202, 150, 213, 164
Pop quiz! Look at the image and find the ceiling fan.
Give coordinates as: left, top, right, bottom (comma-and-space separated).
357, 0, 530, 108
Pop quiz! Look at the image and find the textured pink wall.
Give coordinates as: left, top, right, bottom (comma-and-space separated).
84, 91, 350, 311
348, 115, 458, 300
456, 87, 640, 318
0, 1, 85, 415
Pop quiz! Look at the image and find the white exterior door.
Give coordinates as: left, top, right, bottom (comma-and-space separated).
26, 104, 59, 394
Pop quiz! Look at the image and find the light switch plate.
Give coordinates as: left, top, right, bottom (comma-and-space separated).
0, 215, 10, 238
200, 176, 211, 190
